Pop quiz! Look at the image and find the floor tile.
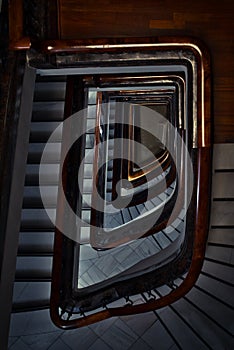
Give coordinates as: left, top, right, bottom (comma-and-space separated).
88, 338, 112, 350
8, 336, 18, 348
90, 317, 117, 337
113, 246, 134, 263
101, 318, 138, 350
94, 254, 118, 276
78, 259, 93, 275
21, 331, 62, 350
79, 245, 99, 261
9, 310, 58, 336
129, 338, 152, 350
9, 313, 32, 337
47, 338, 71, 350
120, 312, 157, 337
9, 338, 31, 350
81, 264, 106, 285
61, 327, 98, 350
168, 345, 180, 350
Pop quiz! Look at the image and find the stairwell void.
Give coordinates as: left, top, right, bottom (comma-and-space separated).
2, 38, 211, 329
1, 1, 233, 348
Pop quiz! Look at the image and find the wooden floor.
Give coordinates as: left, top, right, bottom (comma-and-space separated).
58, 0, 234, 144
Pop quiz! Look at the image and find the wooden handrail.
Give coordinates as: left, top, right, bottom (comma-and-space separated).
8, 0, 31, 50
49, 37, 211, 328
51, 147, 211, 328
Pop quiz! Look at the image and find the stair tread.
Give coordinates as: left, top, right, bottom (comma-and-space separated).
34, 82, 66, 102
23, 186, 58, 209
25, 164, 59, 185
173, 297, 233, 348
32, 101, 65, 122
13, 76, 65, 312
21, 209, 56, 230
15, 256, 52, 280
18, 232, 54, 255
29, 122, 62, 142
28, 143, 61, 164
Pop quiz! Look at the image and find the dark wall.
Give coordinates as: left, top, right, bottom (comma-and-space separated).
58, 0, 234, 143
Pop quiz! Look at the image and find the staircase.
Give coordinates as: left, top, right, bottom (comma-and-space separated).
12, 75, 66, 312
9, 75, 234, 348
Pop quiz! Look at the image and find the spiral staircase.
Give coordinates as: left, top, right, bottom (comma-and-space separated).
0, 0, 233, 347
6, 74, 234, 349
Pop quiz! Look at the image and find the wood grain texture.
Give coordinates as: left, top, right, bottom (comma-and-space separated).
212, 173, 234, 199
210, 202, 234, 226
208, 228, 234, 246
58, 0, 234, 143
8, 0, 30, 49
213, 144, 234, 170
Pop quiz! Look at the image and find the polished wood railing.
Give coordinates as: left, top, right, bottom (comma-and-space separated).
47, 39, 211, 328
7, 0, 211, 329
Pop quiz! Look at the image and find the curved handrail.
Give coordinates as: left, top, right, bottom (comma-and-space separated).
50, 147, 211, 328
49, 37, 211, 329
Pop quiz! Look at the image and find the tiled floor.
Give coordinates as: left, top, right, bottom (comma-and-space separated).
78, 222, 182, 288
9, 309, 160, 350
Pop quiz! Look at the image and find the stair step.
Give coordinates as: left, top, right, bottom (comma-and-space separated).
36, 75, 67, 82
34, 82, 66, 101
143, 201, 155, 211
29, 122, 62, 142
12, 282, 51, 312
21, 209, 55, 230
82, 194, 92, 208
81, 210, 91, 223
172, 297, 233, 348
107, 159, 113, 170
154, 231, 172, 249
84, 149, 94, 163
85, 134, 95, 149
108, 139, 114, 149
86, 119, 96, 132
83, 164, 93, 178
27, 143, 61, 164
12, 76, 65, 313
107, 171, 112, 181
25, 164, 59, 186
86, 105, 96, 118
82, 179, 93, 193
187, 286, 234, 333
120, 208, 132, 222
23, 186, 58, 208
106, 181, 113, 192
157, 305, 209, 349
202, 260, 234, 284
128, 206, 140, 219
32, 101, 65, 122
208, 228, 234, 246
15, 256, 52, 281
18, 232, 54, 255
196, 274, 234, 307
205, 245, 234, 265
108, 128, 115, 138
